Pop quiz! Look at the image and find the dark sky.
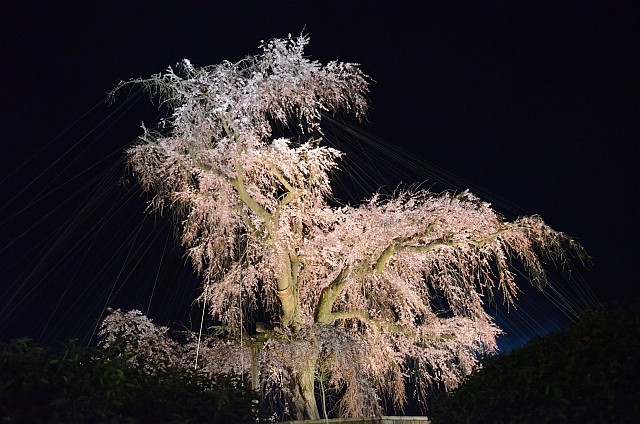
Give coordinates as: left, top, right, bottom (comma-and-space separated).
0, 1, 638, 345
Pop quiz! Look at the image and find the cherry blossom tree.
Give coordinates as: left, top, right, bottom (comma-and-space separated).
104, 35, 586, 420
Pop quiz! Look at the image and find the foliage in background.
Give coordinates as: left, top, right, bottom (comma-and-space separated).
429, 300, 640, 423
0, 338, 258, 423
98, 308, 254, 382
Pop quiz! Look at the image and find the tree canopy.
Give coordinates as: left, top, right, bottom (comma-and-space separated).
103, 35, 587, 420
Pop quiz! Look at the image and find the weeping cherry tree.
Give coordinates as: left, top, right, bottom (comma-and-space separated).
101, 35, 586, 420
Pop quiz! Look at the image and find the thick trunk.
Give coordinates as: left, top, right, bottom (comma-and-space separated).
290, 361, 320, 420
276, 250, 317, 419
277, 252, 302, 331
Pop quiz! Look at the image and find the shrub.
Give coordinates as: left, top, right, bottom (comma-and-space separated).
429, 301, 640, 423
0, 338, 258, 423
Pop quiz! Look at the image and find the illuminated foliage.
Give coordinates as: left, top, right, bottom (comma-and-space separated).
103, 35, 586, 420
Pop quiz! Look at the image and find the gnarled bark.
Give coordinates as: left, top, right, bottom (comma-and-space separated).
289, 357, 320, 420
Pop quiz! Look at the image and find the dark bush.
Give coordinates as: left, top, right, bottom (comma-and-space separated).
429, 301, 640, 424
0, 338, 258, 423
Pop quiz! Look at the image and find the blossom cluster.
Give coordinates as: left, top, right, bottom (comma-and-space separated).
106, 35, 587, 419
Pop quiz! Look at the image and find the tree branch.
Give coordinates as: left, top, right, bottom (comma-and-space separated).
230, 162, 273, 230
405, 227, 512, 253
237, 202, 257, 233
267, 160, 300, 220
314, 266, 351, 324
266, 159, 296, 194
330, 310, 457, 341
221, 113, 240, 144
330, 309, 415, 336
277, 252, 302, 331
374, 241, 400, 275
278, 190, 297, 210
376, 223, 513, 273
374, 220, 439, 275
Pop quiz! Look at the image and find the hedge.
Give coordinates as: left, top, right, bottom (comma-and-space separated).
429, 301, 640, 423
0, 338, 258, 423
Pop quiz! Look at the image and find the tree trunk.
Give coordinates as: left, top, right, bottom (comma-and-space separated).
290, 361, 320, 420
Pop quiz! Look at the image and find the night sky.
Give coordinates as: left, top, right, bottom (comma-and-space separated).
0, 2, 637, 346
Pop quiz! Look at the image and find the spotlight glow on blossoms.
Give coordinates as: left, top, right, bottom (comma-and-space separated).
101, 35, 587, 420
